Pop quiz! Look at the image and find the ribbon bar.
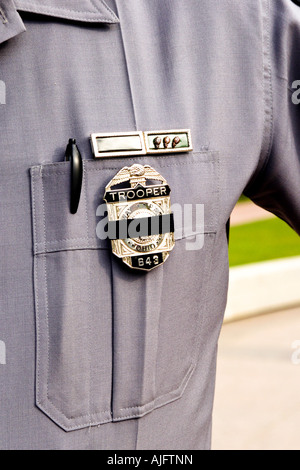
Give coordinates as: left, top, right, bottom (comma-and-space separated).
91, 130, 192, 158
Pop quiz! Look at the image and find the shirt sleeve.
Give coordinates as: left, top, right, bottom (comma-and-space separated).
244, 0, 300, 235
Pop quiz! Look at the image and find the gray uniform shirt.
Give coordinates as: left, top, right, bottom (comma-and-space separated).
0, 0, 299, 450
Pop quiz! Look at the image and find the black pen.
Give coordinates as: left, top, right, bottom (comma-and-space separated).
65, 138, 83, 214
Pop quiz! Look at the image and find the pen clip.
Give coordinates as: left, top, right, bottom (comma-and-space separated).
65, 138, 83, 214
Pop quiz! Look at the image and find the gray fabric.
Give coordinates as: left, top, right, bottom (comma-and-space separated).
0, 0, 299, 449
30, 152, 217, 432
14, 0, 119, 23
0, 0, 25, 42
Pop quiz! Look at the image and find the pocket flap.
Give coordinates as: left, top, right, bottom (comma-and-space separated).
14, 0, 119, 23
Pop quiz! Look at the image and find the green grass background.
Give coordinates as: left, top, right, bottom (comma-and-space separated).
229, 215, 300, 267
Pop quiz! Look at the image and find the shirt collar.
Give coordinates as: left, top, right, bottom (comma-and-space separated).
0, 0, 119, 45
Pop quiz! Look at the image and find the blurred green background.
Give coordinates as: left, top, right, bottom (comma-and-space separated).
229, 198, 300, 267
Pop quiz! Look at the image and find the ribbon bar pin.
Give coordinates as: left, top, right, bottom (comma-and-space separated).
91, 129, 192, 158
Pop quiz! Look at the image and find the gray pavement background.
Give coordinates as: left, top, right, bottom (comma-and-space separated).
211, 306, 300, 450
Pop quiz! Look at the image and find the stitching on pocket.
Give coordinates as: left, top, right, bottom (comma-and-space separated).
39, 160, 213, 176
37, 150, 218, 173
31, 168, 42, 407
35, 245, 107, 255
212, 152, 220, 230
41, 171, 51, 413
84, 162, 92, 425
190, 233, 216, 373
41, 237, 98, 244
118, 364, 194, 413
36, 401, 112, 429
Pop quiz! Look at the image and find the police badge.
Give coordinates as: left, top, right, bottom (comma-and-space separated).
103, 164, 175, 271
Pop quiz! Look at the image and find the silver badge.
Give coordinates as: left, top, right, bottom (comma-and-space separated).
104, 164, 175, 271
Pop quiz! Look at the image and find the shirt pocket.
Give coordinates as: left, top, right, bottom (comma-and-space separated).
30, 150, 219, 431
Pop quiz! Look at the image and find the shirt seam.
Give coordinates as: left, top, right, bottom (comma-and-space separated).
245, 0, 274, 196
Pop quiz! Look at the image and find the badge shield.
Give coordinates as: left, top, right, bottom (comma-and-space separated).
104, 164, 175, 270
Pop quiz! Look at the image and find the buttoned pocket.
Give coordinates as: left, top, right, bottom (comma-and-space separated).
30, 150, 219, 431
